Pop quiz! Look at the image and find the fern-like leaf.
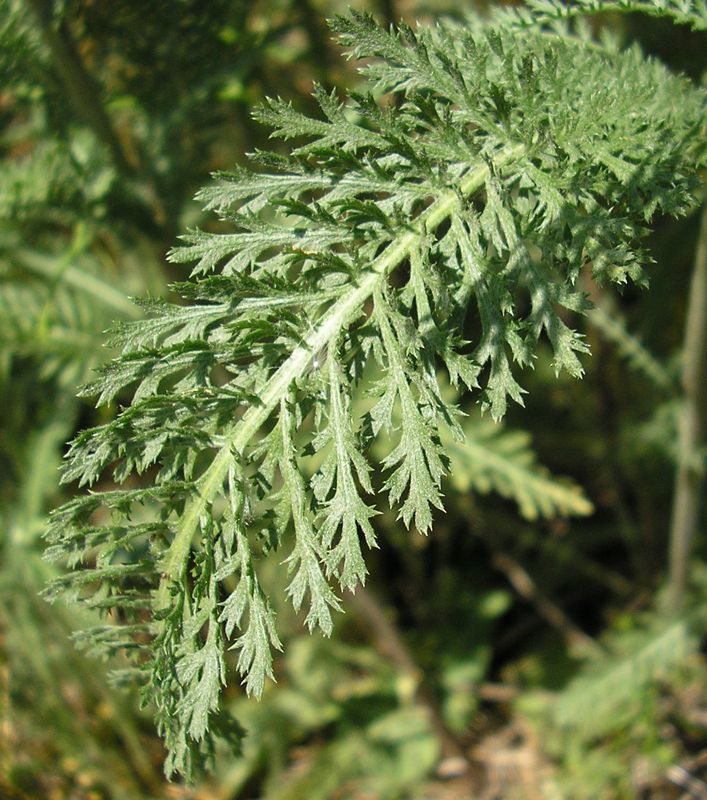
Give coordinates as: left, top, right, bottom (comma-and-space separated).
46, 8, 705, 776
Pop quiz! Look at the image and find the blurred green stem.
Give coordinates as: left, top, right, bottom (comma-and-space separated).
24, 0, 134, 178
25, 0, 171, 235
293, 0, 335, 85
17, 249, 140, 318
378, 0, 398, 27
667, 204, 707, 612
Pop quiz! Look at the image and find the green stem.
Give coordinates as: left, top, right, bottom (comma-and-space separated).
24, 0, 135, 178
17, 249, 140, 318
155, 142, 525, 612
293, 0, 336, 85
666, 205, 707, 612
378, 0, 399, 28
25, 0, 173, 235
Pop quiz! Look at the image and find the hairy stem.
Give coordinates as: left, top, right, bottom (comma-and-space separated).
155, 142, 525, 612
667, 205, 707, 612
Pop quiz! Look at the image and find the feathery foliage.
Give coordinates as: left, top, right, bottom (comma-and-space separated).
495, 0, 707, 32
46, 3, 706, 776
553, 613, 701, 736
443, 412, 594, 520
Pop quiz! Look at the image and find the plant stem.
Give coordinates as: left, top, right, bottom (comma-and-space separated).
667, 205, 707, 612
491, 551, 604, 659
24, 0, 135, 178
155, 143, 525, 611
378, 0, 399, 28
17, 249, 140, 318
293, 0, 336, 85
25, 0, 172, 234
347, 585, 468, 765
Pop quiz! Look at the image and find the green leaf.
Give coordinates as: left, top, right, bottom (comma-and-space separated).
44, 8, 705, 776
443, 411, 594, 520
316, 353, 378, 589
278, 397, 343, 633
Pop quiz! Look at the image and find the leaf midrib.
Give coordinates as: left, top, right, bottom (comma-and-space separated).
155, 142, 525, 613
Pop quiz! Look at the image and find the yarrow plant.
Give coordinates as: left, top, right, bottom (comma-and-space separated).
45, 0, 706, 777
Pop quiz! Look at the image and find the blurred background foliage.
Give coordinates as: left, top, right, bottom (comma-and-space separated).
0, 0, 705, 798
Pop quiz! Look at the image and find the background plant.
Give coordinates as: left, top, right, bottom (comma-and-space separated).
1, 1, 706, 798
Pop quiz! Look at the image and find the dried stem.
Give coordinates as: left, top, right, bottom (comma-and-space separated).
346, 584, 468, 766
491, 552, 604, 659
